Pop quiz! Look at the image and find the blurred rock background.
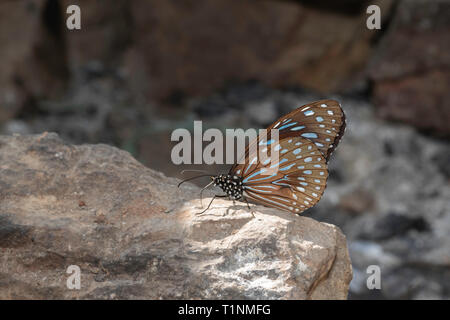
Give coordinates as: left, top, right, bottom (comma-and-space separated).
0, 0, 449, 299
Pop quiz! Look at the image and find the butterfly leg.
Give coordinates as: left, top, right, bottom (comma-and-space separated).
244, 198, 256, 218
199, 181, 214, 207
197, 194, 227, 215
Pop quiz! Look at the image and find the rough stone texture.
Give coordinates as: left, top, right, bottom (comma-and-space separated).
369, 0, 450, 137
0, 133, 352, 299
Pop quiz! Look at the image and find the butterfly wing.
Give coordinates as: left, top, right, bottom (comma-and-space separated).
237, 136, 328, 214
268, 99, 346, 161
228, 129, 266, 178
229, 99, 344, 176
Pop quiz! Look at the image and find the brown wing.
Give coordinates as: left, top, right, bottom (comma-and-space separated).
229, 99, 344, 177
236, 136, 328, 214
267, 99, 346, 161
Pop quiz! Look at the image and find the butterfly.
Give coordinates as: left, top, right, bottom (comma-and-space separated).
179, 99, 346, 214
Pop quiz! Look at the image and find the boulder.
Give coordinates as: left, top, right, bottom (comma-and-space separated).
124, 0, 393, 101
0, 0, 68, 123
0, 0, 394, 115
0, 133, 352, 299
369, 0, 450, 137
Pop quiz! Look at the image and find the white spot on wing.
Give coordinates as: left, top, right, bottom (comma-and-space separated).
302, 133, 318, 139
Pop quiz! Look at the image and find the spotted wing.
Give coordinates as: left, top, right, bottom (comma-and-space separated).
268, 99, 346, 161
238, 136, 328, 214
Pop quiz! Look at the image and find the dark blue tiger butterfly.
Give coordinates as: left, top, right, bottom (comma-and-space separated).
179, 99, 346, 214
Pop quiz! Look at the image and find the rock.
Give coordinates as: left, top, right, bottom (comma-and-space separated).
0, 133, 352, 299
0, 0, 68, 123
369, 0, 450, 137
61, 0, 131, 71
0, 0, 395, 110
338, 189, 375, 215
124, 0, 393, 101
358, 213, 430, 241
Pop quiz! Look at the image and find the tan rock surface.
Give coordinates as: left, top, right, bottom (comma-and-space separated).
0, 133, 352, 299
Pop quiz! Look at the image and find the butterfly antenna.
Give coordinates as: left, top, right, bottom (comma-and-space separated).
180, 169, 210, 175
177, 174, 212, 188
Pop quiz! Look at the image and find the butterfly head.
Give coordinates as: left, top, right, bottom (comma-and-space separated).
212, 174, 243, 200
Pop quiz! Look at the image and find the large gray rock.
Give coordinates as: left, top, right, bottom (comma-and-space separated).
0, 133, 352, 299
